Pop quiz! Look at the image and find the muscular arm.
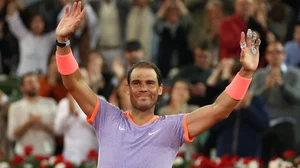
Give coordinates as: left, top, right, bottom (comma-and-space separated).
187, 67, 253, 138
187, 27, 261, 137
56, 44, 97, 118
55, 2, 97, 118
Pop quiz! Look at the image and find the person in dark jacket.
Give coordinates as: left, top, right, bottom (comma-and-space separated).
212, 95, 269, 157
211, 60, 269, 158
154, 0, 193, 78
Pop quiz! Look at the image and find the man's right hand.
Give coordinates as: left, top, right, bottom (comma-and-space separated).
56, 1, 86, 42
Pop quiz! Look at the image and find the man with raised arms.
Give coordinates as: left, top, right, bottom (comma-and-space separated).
55, 1, 261, 167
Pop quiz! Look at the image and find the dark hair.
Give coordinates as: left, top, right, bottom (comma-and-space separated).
29, 12, 46, 32
195, 40, 210, 51
266, 41, 284, 51
127, 61, 162, 86
125, 40, 143, 52
21, 72, 38, 85
294, 21, 300, 31
169, 78, 190, 95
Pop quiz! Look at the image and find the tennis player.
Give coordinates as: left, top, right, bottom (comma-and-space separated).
55, 1, 261, 167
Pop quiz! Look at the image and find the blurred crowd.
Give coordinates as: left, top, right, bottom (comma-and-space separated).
0, 0, 300, 165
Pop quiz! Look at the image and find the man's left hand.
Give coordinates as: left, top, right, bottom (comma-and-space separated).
239, 29, 261, 78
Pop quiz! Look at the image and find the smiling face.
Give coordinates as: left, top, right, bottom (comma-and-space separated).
128, 67, 162, 112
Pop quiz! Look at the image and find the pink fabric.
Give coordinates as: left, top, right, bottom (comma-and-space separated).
56, 51, 78, 75
225, 73, 252, 100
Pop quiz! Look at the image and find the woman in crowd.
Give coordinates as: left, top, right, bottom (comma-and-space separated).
6, 1, 56, 76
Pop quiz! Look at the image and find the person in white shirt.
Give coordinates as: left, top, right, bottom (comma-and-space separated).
6, 2, 56, 76
7, 72, 57, 156
55, 68, 98, 164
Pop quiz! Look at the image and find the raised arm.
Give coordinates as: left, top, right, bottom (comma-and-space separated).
187, 29, 261, 138
6, 2, 29, 39
55, 1, 97, 118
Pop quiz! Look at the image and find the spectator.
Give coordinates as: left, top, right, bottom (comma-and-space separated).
184, 0, 208, 50
38, 50, 68, 103
285, 21, 300, 68
6, 1, 56, 76
97, 0, 129, 72
154, 0, 193, 78
86, 50, 114, 100
158, 79, 198, 116
204, 0, 225, 67
7, 72, 57, 156
219, 0, 267, 67
173, 43, 212, 107
124, 40, 145, 71
282, 0, 300, 42
158, 79, 199, 160
250, 41, 300, 163
0, 3, 19, 75
212, 61, 269, 158
206, 58, 235, 91
55, 68, 98, 164
109, 76, 131, 111
126, 0, 156, 61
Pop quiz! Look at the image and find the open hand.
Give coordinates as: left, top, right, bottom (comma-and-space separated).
56, 1, 86, 41
239, 29, 261, 73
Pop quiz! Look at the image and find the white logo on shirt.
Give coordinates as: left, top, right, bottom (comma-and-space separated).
119, 126, 125, 131
148, 129, 161, 136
